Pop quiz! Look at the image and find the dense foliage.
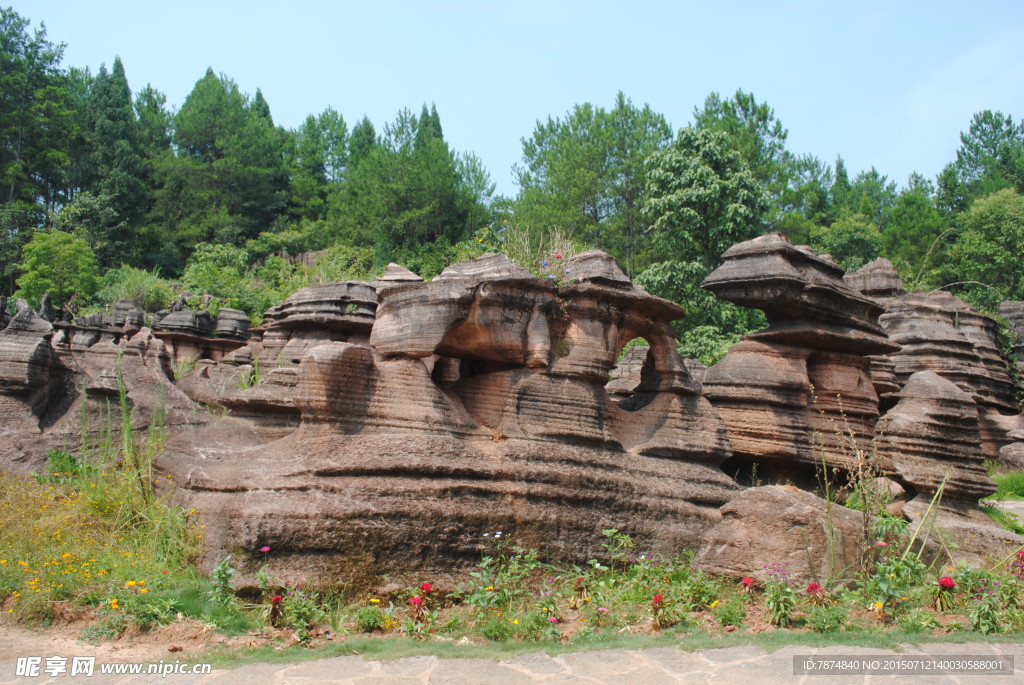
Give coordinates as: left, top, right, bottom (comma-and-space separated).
4, 7, 1024, 358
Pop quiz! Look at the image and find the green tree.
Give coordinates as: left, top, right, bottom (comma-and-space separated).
643, 127, 768, 269
15, 230, 100, 307
946, 188, 1024, 308
148, 68, 288, 270
78, 57, 147, 255
882, 185, 948, 283
810, 214, 882, 271
849, 167, 897, 227
347, 115, 377, 169
330, 106, 485, 270
0, 8, 76, 293
693, 89, 791, 217
937, 110, 1024, 213
513, 92, 672, 275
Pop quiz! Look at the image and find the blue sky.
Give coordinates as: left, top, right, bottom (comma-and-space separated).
17, 0, 1024, 197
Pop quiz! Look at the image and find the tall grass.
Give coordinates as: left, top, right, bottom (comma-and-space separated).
0, 370, 202, 622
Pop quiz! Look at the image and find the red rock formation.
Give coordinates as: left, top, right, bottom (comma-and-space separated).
156, 252, 737, 585
701, 234, 898, 481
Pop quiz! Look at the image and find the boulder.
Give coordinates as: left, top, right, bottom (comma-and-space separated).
694, 486, 871, 583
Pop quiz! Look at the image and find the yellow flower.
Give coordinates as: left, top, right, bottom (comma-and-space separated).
125, 581, 136, 587
111, 599, 119, 608
369, 598, 381, 604
137, 580, 145, 586
139, 588, 148, 594
710, 600, 720, 609
512, 619, 519, 624
486, 586, 494, 591
873, 602, 883, 609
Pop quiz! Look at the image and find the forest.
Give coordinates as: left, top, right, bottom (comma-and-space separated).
3, 7, 1024, 363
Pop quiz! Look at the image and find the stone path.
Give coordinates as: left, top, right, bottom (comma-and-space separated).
3, 641, 1022, 684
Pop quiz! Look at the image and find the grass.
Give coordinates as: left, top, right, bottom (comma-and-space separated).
989, 471, 1024, 501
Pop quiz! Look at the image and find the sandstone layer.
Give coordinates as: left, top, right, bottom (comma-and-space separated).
157, 252, 738, 585
701, 234, 898, 482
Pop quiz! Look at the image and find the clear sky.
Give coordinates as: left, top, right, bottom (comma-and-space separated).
15, 0, 1024, 198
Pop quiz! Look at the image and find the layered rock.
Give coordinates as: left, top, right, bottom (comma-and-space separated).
876, 371, 995, 505
258, 282, 377, 366
878, 291, 1022, 459
1002, 301, 1024, 379
843, 257, 904, 298
701, 234, 898, 481
157, 252, 738, 585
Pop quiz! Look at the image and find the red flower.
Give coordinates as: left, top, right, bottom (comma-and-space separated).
806, 583, 822, 595
555, 253, 563, 259
740, 577, 753, 588
271, 595, 282, 604
409, 595, 423, 607
651, 593, 664, 609
939, 576, 956, 590
419, 582, 432, 594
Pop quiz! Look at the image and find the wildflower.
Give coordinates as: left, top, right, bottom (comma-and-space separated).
485, 586, 494, 591
740, 577, 753, 588
541, 260, 550, 267
111, 599, 119, 609
652, 593, 664, 608
939, 576, 956, 590
874, 541, 889, 547
512, 619, 519, 624
548, 275, 556, 279
873, 601, 883, 609
161, 570, 168, 574
409, 596, 423, 607
271, 595, 282, 604
139, 588, 148, 594
260, 546, 271, 553
548, 617, 558, 623
710, 600, 720, 609
138, 580, 145, 586
419, 582, 433, 594
597, 607, 608, 612
125, 581, 136, 587
555, 254, 562, 259
369, 598, 381, 604
806, 583, 821, 595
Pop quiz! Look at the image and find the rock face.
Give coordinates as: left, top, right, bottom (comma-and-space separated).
701, 234, 898, 481
157, 252, 738, 586
876, 371, 996, 505
1002, 301, 1024, 379
877, 291, 1022, 460
0, 301, 206, 473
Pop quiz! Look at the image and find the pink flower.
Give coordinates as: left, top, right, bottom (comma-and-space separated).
740, 577, 753, 588
874, 541, 889, 547
806, 582, 822, 595
939, 576, 956, 590
597, 607, 609, 612
271, 595, 282, 604
409, 595, 422, 607
260, 546, 271, 552
548, 617, 558, 623
419, 582, 432, 594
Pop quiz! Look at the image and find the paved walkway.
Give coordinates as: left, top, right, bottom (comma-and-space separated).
2, 641, 1022, 684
